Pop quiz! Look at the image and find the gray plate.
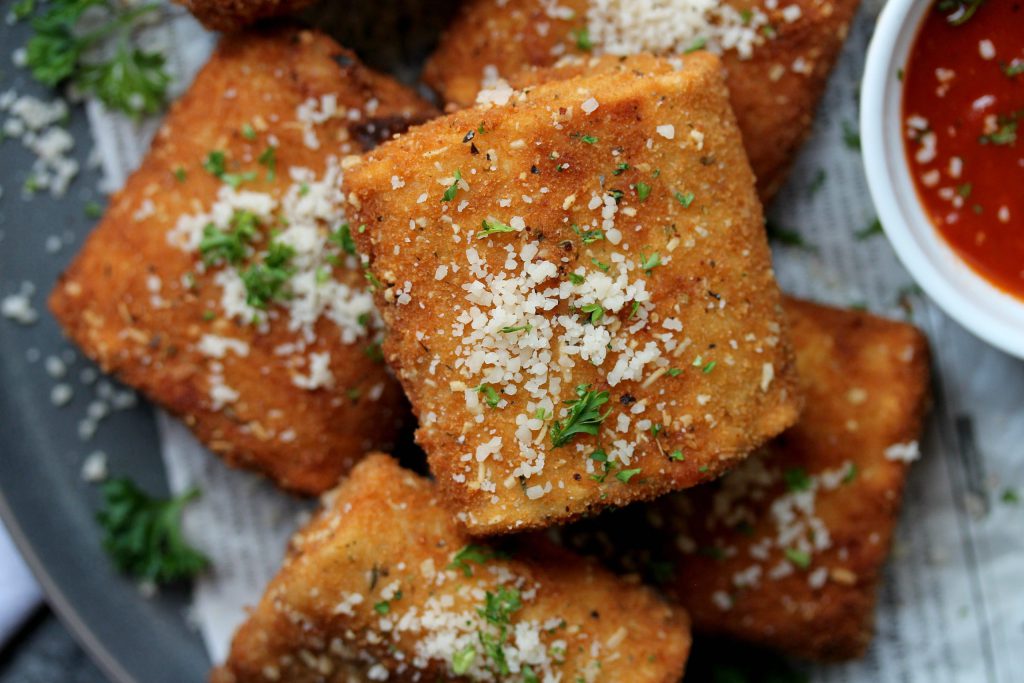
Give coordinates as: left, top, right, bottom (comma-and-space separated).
0, 4, 459, 681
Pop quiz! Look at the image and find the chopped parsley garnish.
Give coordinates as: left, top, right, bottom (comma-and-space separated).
783, 467, 812, 492
96, 477, 208, 583
241, 241, 295, 308
499, 324, 533, 333
636, 182, 651, 202
842, 121, 861, 150
684, 37, 708, 54
442, 169, 463, 202
842, 463, 858, 484
855, 217, 884, 240
477, 587, 522, 675
766, 219, 812, 249
1002, 488, 1020, 504
572, 224, 604, 244
571, 26, 593, 52
669, 450, 685, 461
616, 468, 641, 483
172, 166, 186, 183
550, 384, 611, 448
591, 257, 610, 272
613, 162, 630, 176
573, 133, 598, 144
580, 302, 604, 324
589, 449, 612, 482
203, 150, 227, 177
452, 645, 477, 675
475, 384, 501, 408
702, 360, 717, 374
607, 188, 625, 203
666, 368, 683, 377
567, 272, 585, 285
240, 123, 256, 140
257, 145, 277, 181
329, 223, 358, 255
785, 548, 811, 569
978, 110, 1019, 146
374, 591, 402, 615
477, 217, 515, 238
1003, 61, 1024, 78
24, 0, 171, 116
84, 200, 103, 218
448, 544, 503, 576
363, 342, 384, 363
639, 251, 661, 274
674, 190, 695, 208
199, 210, 257, 265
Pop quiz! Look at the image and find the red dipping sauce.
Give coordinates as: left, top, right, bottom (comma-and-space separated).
902, 0, 1024, 300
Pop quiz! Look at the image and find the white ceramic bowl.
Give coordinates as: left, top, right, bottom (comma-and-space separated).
861, 0, 1024, 360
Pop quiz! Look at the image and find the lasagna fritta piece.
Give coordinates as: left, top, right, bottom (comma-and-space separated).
49, 29, 437, 494
343, 53, 801, 535
212, 454, 692, 683
422, 0, 861, 202
562, 297, 931, 660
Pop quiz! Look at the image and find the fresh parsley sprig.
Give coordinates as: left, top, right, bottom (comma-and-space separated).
23, 0, 172, 117
550, 384, 611, 447
97, 478, 208, 583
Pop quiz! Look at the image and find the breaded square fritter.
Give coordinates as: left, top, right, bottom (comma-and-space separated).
49, 29, 438, 494
343, 53, 801, 535
561, 297, 931, 660
212, 454, 692, 683
422, 0, 861, 202
175, 0, 315, 31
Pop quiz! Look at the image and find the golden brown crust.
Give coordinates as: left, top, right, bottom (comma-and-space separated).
562, 297, 932, 660
48, 29, 438, 494
175, 0, 315, 31
422, 0, 861, 203
214, 454, 692, 682
343, 53, 801, 535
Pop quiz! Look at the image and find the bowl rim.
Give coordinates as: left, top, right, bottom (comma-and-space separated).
860, 0, 1024, 360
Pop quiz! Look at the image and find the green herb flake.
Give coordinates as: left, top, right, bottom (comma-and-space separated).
329, 223, 358, 255
591, 257, 611, 272
173, 166, 187, 183
785, 548, 812, 569
666, 368, 682, 377
499, 323, 533, 333
616, 468, 642, 483
567, 272, 585, 285
571, 26, 593, 52
475, 383, 501, 408
477, 217, 516, 238
572, 224, 604, 244
240, 241, 295, 308
442, 169, 463, 202
258, 145, 277, 181
674, 190, 695, 208
241, 123, 256, 140
612, 162, 630, 176
639, 251, 661, 274
550, 384, 611, 447
842, 121, 862, 150
448, 544, 501, 576
452, 645, 477, 675
97, 478, 208, 583
669, 450, 685, 461
684, 37, 708, 54
580, 302, 604, 325
1002, 488, 1020, 505
856, 218, 884, 240
84, 200, 103, 219
702, 360, 717, 374
636, 182, 651, 202
783, 467, 812, 492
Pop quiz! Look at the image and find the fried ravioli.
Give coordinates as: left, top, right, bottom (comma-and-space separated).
561, 297, 931, 660
343, 53, 801, 535
423, 0, 861, 202
212, 454, 692, 683
49, 29, 438, 494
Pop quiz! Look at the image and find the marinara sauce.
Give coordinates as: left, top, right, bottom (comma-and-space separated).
902, 0, 1024, 299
